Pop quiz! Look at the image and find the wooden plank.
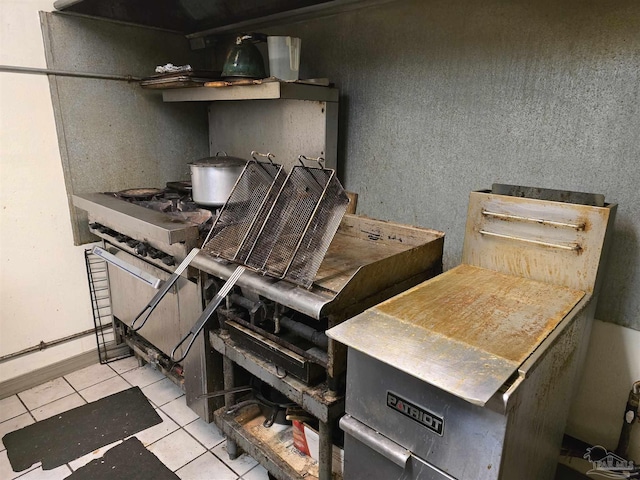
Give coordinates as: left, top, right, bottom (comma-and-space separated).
215, 406, 321, 480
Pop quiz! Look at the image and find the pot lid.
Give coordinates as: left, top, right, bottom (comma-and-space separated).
189, 155, 247, 168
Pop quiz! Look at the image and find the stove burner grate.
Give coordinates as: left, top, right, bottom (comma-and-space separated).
107, 185, 215, 227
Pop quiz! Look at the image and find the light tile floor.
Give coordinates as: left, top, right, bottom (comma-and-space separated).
0, 357, 270, 480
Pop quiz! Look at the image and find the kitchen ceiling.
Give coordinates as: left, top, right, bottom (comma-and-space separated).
53, 0, 334, 34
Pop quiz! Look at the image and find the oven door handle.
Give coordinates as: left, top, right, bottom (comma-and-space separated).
340, 414, 411, 468
129, 248, 201, 332
92, 246, 163, 289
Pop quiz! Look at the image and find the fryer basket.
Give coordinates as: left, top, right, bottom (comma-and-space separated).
243, 163, 350, 287
201, 157, 285, 263
162, 153, 349, 363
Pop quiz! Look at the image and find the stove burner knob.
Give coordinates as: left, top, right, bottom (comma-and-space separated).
148, 249, 163, 259
134, 242, 149, 257
161, 255, 176, 266
115, 234, 129, 243
126, 239, 138, 248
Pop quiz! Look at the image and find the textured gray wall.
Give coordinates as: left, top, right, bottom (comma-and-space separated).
41, 13, 210, 245
266, 0, 640, 329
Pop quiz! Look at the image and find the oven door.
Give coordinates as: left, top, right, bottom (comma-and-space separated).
106, 244, 199, 357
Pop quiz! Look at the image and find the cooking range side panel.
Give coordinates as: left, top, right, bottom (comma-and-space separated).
344, 349, 506, 480
500, 301, 597, 480
180, 269, 223, 422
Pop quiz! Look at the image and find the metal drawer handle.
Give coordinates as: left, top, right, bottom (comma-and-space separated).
481, 210, 586, 230
92, 246, 162, 289
339, 415, 410, 468
479, 230, 582, 252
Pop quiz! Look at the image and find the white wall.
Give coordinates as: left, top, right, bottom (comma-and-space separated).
0, 0, 97, 383
567, 320, 640, 460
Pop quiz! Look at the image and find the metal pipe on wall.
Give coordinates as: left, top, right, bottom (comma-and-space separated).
0, 325, 110, 363
0, 65, 141, 82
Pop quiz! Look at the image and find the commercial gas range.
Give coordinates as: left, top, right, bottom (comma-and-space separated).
73, 189, 211, 344
73, 186, 218, 419
328, 185, 617, 480
73, 187, 446, 436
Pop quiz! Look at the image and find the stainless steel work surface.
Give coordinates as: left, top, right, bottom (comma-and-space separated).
314, 214, 443, 294
73, 193, 200, 245
191, 214, 444, 319
315, 227, 411, 291
328, 264, 585, 406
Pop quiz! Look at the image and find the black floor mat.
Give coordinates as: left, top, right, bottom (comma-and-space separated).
65, 437, 179, 480
3, 386, 162, 472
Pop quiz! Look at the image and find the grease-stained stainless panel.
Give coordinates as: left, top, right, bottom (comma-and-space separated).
72, 193, 199, 245
327, 264, 585, 406
208, 99, 338, 173
41, 12, 209, 245
462, 192, 617, 294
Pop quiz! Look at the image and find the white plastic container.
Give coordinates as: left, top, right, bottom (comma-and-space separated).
267, 36, 301, 81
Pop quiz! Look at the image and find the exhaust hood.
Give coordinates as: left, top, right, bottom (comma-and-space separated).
53, 0, 333, 34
